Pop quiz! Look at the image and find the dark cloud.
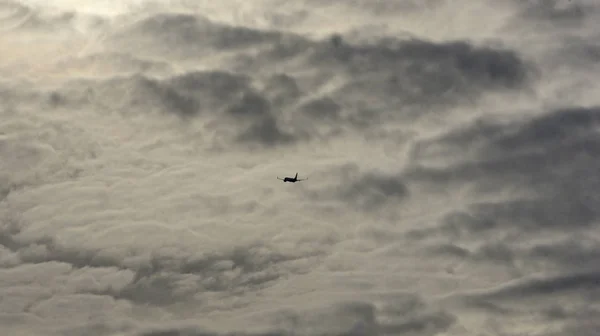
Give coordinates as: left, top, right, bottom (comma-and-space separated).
407, 107, 600, 237
242, 35, 532, 133
444, 269, 600, 336
426, 238, 549, 277
436, 196, 597, 237
408, 106, 600, 172
455, 269, 600, 327
554, 319, 600, 336
308, 37, 532, 112
527, 236, 600, 270
303, 0, 442, 15
137, 328, 282, 336
261, 74, 302, 108
119, 244, 303, 304
223, 90, 298, 146
0, 216, 321, 306
108, 12, 305, 59
297, 96, 341, 121
490, 106, 600, 154
65, 70, 253, 118
61, 70, 300, 147
477, 270, 600, 300
135, 304, 455, 336
518, 0, 588, 23
405, 106, 600, 317
108, 11, 533, 127
226, 91, 272, 119
0, 216, 124, 269
61, 321, 136, 336
305, 164, 409, 211
270, 295, 455, 336
374, 293, 456, 336
107, 243, 306, 306
337, 39, 528, 87
167, 71, 253, 110
0, 177, 17, 202
79, 74, 200, 117
379, 311, 455, 336
554, 36, 600, 68
235, 117, 297, 147
339, 173, 409, 210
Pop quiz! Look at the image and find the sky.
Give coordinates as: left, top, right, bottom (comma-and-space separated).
1, 0, 600, 335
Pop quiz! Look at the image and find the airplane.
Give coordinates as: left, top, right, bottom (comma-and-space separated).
277, 172, 307, 183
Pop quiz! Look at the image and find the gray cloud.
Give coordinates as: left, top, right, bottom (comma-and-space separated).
405, 106, 600, 299
55, 70, 299, 147
321, 38, 530, 88
53, 52, 174, 78
302, 164, 409, 211
338, 172, 409, 211
235, 117, 297, 147
518, 0, 588, 22
406, 107, 600, 239
3, 0, 600, 335
137, 328, 282, 336
105, 10, 534, 126
472, 270, 600, 300
0, 217, 319, 307
133, 295, 455, 336
113, 12, 291, 52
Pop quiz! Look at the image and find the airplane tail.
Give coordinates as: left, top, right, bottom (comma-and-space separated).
295, 173, 298, 179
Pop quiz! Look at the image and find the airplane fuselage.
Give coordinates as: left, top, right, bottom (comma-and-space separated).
278, 172, 305, 183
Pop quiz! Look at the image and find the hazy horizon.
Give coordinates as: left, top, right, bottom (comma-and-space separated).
1, 0, 600, 335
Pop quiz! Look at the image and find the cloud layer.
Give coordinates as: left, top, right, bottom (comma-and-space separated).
2, 0, 600, 335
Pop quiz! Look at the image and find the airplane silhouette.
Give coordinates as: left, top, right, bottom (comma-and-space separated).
277, 172, 307, 183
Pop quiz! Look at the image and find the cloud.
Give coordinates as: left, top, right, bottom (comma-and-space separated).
0, 0, 106, 34
302, 164, 409, 212
269, 294, 456, 336
477, 270, 600, 300
131, 294, 455, 336
0, 211, 319, 306
452, 269, 600, 326
296, 96, 341, 121
305, 37, 533, 118
235, 117, 297, 147
54, 52, 174, 78
3, 1, 600, 335
330, 38, 529, 87
107, 12, 301, 60
518, 0, 587, 22
527, 235, 600, 271
338, 172, 409, 211
396, 104, 600, 336
11, 8, 535, 156
406, 106, 600, 238
106, 11, 533, 126
55, 69, 301, 147
136, 327, 282, 336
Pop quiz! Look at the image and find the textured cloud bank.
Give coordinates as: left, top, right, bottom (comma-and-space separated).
2, 0, 600, 335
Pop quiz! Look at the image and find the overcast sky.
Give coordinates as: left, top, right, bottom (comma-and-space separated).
1, 0, 600, 335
